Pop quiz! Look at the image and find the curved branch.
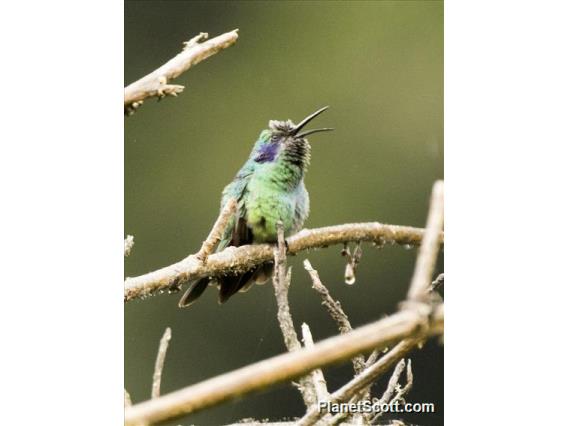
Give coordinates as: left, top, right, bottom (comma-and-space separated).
297, 338, 419, 426
407, 180, 444, 301
124, 308, 442, 425
304, 259, 366, 375
124, 222, 444, 302
124, 181, 445, 425
152, 327, 172, 399
272, 223, 318, 407
124, 29, 239, 115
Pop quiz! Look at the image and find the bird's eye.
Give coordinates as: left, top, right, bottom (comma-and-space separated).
270, 135, 279, 143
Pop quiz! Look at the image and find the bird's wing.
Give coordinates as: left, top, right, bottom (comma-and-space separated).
180, 164, 255, 308
218, 164, 254, 250
292, 181, 310, 233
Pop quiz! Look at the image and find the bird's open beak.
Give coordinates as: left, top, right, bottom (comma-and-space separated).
291, 106, 334, 138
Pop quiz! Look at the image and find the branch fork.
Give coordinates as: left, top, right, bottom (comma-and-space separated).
124, 181, 444, 425
124, 29, 239, 115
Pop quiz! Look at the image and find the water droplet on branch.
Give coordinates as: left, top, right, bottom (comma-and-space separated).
345, 263, 356, 285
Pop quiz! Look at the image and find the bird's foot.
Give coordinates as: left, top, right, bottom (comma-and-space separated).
284, 238, 295, 256
167, 277, 183, 293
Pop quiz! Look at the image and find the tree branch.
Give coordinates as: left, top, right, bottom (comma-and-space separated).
151, 327, 172, 399
124, 308, 442, 425
272, 222, 317, 407
297, 338, 420, 426
377, 358, 407, 408
124, 30, 239, 115
124, 222, 444, 302
301, 323, 330, 403
299, 180, 445, 425
430, 272, 444, 293
195, 198, 237, 262
273, 223, 301, 353
371, 358, 413, 423
303, 259, 366, 375
406, 180, 444, 302
124, 181, 445, 425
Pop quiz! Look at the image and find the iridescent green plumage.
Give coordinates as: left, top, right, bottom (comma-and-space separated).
179, 107, 332, 307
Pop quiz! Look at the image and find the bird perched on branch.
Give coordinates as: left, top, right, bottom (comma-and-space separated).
179, 106, 333, 307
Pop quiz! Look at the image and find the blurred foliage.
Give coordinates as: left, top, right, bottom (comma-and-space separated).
125, 1, 443, 425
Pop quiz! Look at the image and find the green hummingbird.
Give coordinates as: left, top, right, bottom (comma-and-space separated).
179, 106, 333, 307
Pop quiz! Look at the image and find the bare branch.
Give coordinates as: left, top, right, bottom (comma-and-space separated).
393, 359, 414, 405
364, 349, 380, 369
195, 198, 237, 262
125, 222, 443, 302
299, 177, 445, 425
303, 259, 366, 375
371, 359, 414, 423
124, 182, 445, 425
297, 338, 421, 426
301, 323, 329, 403
378, 358, 406, 406
430, 273, 444, 293
272, 227, 300, 352
124, 30, 239, 115
124, 235, 134, 257
124, 309, 441, 425
406, 180, 444, 302
272, 222, 316, 407
151, 327, 172, 399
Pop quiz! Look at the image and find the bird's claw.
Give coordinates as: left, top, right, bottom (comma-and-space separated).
284, 238, 294, 255
168, 277, 183, 293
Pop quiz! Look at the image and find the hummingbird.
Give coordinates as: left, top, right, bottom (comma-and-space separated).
179, 106, 333, 307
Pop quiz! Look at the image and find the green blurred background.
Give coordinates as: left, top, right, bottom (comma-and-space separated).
125, 1, 443, 424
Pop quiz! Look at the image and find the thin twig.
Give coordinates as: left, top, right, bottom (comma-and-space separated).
430, 273, 444, 293
272, 222, 316, 407
301, 323, 330, 403
406, 180, 444, 302
364, 349, 380, 369
125, 222, 443, 302
303, 259, 366, 375
124, 235, 134, 257
151, 327, 172, 399
272, 223, 300, 352
374, 359, 406, 418
125, 182, 445, 425
327, 394, 364, 425
297, 338, 420, 426
326, 359, 411, 425
195, 198, 237, 262
371, 359, 414, 423
124, 30, 239, 115
304, 259, 373, 425
124, 309, 441, 425
299, 180, 445, 426
390, 360, 413, 407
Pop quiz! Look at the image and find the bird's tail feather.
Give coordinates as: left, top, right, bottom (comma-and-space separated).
218, 269, 255, 303
178, 262, 274, 307
239, 262, 274, 293
178, 277, 210, 308
252, 262, 274, 285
